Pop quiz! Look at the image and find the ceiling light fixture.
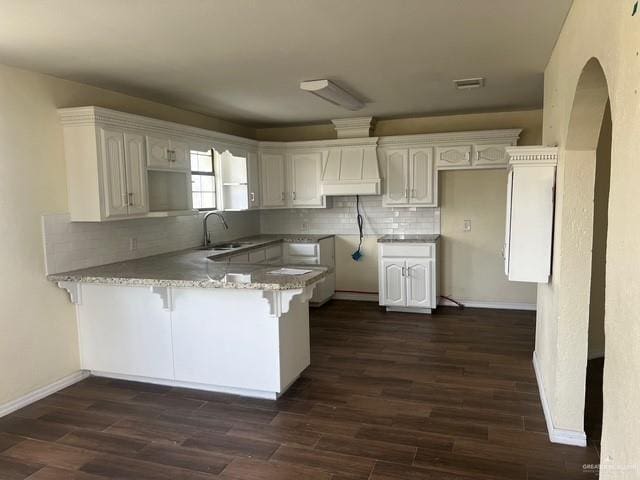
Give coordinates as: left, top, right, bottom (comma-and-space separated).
300, 79, 364, 111
453, 77, 485, 90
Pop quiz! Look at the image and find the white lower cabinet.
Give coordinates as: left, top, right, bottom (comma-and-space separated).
378, 242, 438, 313
380, 259, 406, 306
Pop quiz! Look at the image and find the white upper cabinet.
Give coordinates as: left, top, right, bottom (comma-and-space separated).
146, 135, 190, 171
382, 147, 436, 207
384, 149, 409, 205
409, 147, 435, 206
435, 145, 472, 169
260, 152, 287, 208
259, 149, 327, 209
101, 128, 129, 218
247, 152, 260, 209
289, 151, 324, 207
123, 133, 149, 215
100, 128, 149, 219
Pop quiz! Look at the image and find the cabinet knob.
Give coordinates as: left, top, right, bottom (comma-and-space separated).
293, 191, 296, 200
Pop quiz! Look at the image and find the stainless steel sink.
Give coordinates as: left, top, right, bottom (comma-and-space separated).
198, 241, 255, 251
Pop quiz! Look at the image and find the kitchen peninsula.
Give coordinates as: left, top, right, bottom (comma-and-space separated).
49, 236, 332, 399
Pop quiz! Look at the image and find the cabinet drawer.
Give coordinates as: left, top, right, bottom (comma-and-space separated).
286, 243, 318, 257
229, 252, 249, 263
248, 249, 266, 264
287, 255, 319, 265
380, 243, 433, 258
265, 245, 282, 260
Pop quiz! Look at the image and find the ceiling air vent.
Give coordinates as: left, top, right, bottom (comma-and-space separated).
453, 77, 485, 90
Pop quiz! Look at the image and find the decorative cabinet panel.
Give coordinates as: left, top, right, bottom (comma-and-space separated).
259, 152, 287, 208
146, 135, 190, 171
435, 145, 472, 169
381, 259, 406, 306
409, 148, 435, 206
474, 144, 508, 167
384, 149, 409, 205
100, 128, 149, 219
382, 147, 436, 207
289, 152, 324, 207
378, 242, 438, 313
406, 261, 432, 308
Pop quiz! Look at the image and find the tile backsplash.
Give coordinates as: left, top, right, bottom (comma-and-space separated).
42, 211, 260, 274
260, 196, 440, 236
43, 196, 438, 274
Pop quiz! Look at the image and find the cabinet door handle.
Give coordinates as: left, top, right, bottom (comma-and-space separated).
250, 192, 255, 202
401, 266, 406, 277
404, 188, 408, 198
411, 188, 416, 198
128, 192, 134, 206
293, 191, 296, 200
281, 192, 285, 201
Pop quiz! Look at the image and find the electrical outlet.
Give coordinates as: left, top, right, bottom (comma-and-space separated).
463, 220, 472, 232
129, 237, 138, 251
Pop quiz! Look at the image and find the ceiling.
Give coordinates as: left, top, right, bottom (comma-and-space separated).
0, 0, 572, 127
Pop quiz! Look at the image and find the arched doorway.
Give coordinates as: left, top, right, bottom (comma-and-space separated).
563, 57, 611, 452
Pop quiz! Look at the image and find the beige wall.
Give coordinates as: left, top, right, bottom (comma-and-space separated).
537, 0, 640, 471
0, 63, 250, 406
259, 110, 542, 306
439, 169, 536, 306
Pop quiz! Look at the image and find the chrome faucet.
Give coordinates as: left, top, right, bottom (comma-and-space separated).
203, 211, 229, 247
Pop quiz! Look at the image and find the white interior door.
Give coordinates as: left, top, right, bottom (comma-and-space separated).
406, 260, 433, 308
124, 132, 149, 215
260, 152, 287, 207
384, 149, 409, 205
409, 147, 435, 206
381, 259, 406, 306
100, 128, 129, 218
290, 152, 323, 206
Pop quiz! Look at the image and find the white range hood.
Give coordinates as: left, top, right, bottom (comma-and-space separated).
320, 117, 381, 196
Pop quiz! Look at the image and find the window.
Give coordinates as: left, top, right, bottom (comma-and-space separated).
191, 149, 216, 210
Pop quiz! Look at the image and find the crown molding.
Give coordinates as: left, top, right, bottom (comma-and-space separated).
506, 146, 558, 166
331, 117, 375, 138
378, 128, 521, 147
58, 106, 259, 151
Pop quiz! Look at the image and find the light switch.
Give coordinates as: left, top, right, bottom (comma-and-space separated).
463, 220, 472, 232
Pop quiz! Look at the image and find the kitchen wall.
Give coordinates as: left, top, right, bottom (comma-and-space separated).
260, 196, 439, 294
0, 62, 252, 408
257, 109, 542, 305
42, 211, 259, 274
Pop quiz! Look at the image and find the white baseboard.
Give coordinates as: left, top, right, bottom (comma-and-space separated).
0, 370, 89, 418
532, 351, 587, 447
438, 297, 536, 311
333, 292, 379, 302
90, 371, 278, 400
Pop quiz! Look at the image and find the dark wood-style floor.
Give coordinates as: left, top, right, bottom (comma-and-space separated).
0, 301, 599, 479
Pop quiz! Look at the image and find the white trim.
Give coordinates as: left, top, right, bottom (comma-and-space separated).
386, 306, 432, 314
438, 297, 536, 311
532, 351, 587, 447
90, 371, 278, 400
0, 370, 89, 418
333, 292, 379, 302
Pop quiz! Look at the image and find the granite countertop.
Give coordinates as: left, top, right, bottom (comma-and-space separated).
377, 234, 440, 243
48, 234, 334, 290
